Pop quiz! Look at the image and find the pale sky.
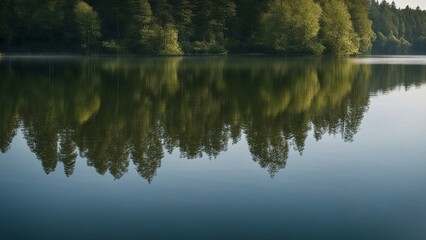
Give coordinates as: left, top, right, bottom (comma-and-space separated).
392, 0, 426, 10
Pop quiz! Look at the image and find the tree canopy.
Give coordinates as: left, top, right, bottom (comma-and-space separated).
0, 0, 425, 55
73, 1, 101, 53
319, 0, 360, 56
262, 0, 324, 54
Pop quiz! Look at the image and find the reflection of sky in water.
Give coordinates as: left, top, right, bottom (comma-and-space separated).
1, 84, 425, 240
0, 58, 425, 239
353, 55, 426, 65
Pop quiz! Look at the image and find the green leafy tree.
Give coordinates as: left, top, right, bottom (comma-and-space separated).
74, 1, 102, 53
192, 0, 236, 54
345, 0, 376, 53
159, 24, 182, 55
262, 0, 324, 54
0, 0, 19, 52
319, 0, 360, 55
150, 0, 174, 26
34, 0, 65, 50
127, 0, 157, 53
174, 0, 194, 51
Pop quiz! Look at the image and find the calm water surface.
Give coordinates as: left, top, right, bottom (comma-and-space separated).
0, 56, 425, 240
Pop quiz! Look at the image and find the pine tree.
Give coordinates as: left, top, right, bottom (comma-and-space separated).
150, 0, 174, 26
126, 0, 157, 53
174, 0, 194, 50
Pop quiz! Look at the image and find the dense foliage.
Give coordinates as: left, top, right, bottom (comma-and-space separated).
370, 1, 426, 54
0, 0, 425, 55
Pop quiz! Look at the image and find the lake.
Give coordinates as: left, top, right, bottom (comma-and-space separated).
0, 56, 425, 240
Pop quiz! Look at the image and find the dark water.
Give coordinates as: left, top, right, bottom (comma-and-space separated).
0, 56, 425, 240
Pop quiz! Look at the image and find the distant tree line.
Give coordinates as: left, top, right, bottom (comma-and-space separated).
370, 1, 426, 54
0, 0, 425, 55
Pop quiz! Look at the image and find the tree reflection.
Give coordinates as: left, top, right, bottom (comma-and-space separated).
0, 57, 425, 181
0, 94, 19, 153
59, 129, 77, 177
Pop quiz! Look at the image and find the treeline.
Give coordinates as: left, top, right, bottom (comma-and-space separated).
370, 1, 426, 54
0, 0, 425, 55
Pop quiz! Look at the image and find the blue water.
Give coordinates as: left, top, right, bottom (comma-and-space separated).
0, 57, 425, 240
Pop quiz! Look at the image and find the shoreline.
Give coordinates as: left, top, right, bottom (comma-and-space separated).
1, 53, 426, 60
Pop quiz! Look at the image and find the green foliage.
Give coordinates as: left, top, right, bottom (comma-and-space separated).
413, 36, 426, 53
174, 0, 194, 51
374, 31, 411, 54
190, 0, 236, 54
319, 0, 360, 56
102, 40, 121, 53
159, 24, 182, 55
150, 0, 174, 26
345, 0, 376, 53
74, 1, 101, 53
0, 0, 17, 51
1, 0, 425, 54
370, 0, 426, 54
126, 0, 157, 53
262, 0, 324, 54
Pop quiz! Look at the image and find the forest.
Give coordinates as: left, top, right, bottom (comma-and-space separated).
0, 0, 426, 55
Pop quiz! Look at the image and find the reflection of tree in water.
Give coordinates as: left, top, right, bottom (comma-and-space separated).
245, 121, 289, 177
0, 101, 19, 153
0, 114, 19, 153
131, 127, 164, 183
0, 57, 425, 181
23, 123, 59, 174
59, 129, 77, 177
310, 60, 371, 142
